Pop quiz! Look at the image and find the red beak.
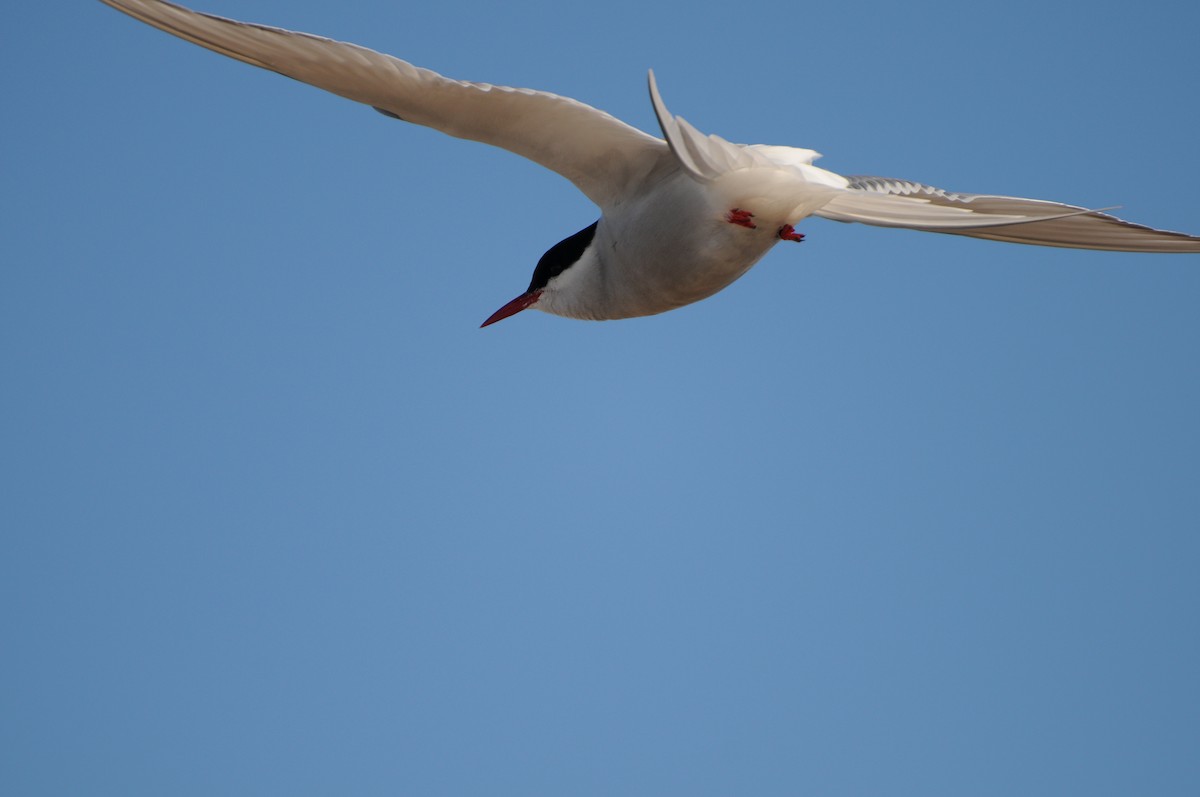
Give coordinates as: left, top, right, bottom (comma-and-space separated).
480, 290, 542, 328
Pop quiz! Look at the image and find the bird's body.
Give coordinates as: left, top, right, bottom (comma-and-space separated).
548, 170, 799, 321
99, 0, 1200, 326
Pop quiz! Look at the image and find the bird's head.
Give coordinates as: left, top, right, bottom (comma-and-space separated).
481, 221, 600, 327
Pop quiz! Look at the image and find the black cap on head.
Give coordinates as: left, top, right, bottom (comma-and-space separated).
527, 221, 599, 293
481, 220, 600, 328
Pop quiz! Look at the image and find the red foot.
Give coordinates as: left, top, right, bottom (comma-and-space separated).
778, 224, 805, 243
727, 208, 757, 229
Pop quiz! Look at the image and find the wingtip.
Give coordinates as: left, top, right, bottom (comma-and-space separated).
646, 69, 670, 135
646, 68, 662, 108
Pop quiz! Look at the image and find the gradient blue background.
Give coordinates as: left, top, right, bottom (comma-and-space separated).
4, 1, 1199, 794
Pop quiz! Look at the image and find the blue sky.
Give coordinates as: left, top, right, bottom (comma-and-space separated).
4, 1, 1199, 794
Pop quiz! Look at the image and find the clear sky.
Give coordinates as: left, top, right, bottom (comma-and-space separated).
4, 1, 1199, 794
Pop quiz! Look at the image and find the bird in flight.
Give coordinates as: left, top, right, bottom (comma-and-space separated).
100, 0, 1200, 326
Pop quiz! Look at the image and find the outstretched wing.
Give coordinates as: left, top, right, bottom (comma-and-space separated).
99, 0, 668, 208
816, 176, 1200, 253
645, 68, 1199, 253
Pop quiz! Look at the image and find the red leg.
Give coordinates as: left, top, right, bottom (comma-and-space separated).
778, 224, 805, 243
727, 208, 757, 229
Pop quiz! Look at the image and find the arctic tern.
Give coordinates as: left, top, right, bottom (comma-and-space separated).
99, 0, 1200, 326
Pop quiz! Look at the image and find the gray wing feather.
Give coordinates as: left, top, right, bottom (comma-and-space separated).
99, 0, 668, 208
816, 175, 1200, 253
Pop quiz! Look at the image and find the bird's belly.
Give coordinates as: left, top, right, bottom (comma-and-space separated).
545, 169, 813, 321
599, 215, 778, 318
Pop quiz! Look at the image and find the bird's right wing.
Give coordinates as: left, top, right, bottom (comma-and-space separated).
815, 176, 1200, 253
99, 0, 669, 208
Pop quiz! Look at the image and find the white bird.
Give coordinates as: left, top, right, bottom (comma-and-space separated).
100, 0, 1200, 327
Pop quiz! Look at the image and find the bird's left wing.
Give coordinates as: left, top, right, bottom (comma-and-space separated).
99, 0, 669, 208
815, 176, 1200, 253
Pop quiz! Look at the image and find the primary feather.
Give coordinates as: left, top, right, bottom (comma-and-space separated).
98, 0, 666, 208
